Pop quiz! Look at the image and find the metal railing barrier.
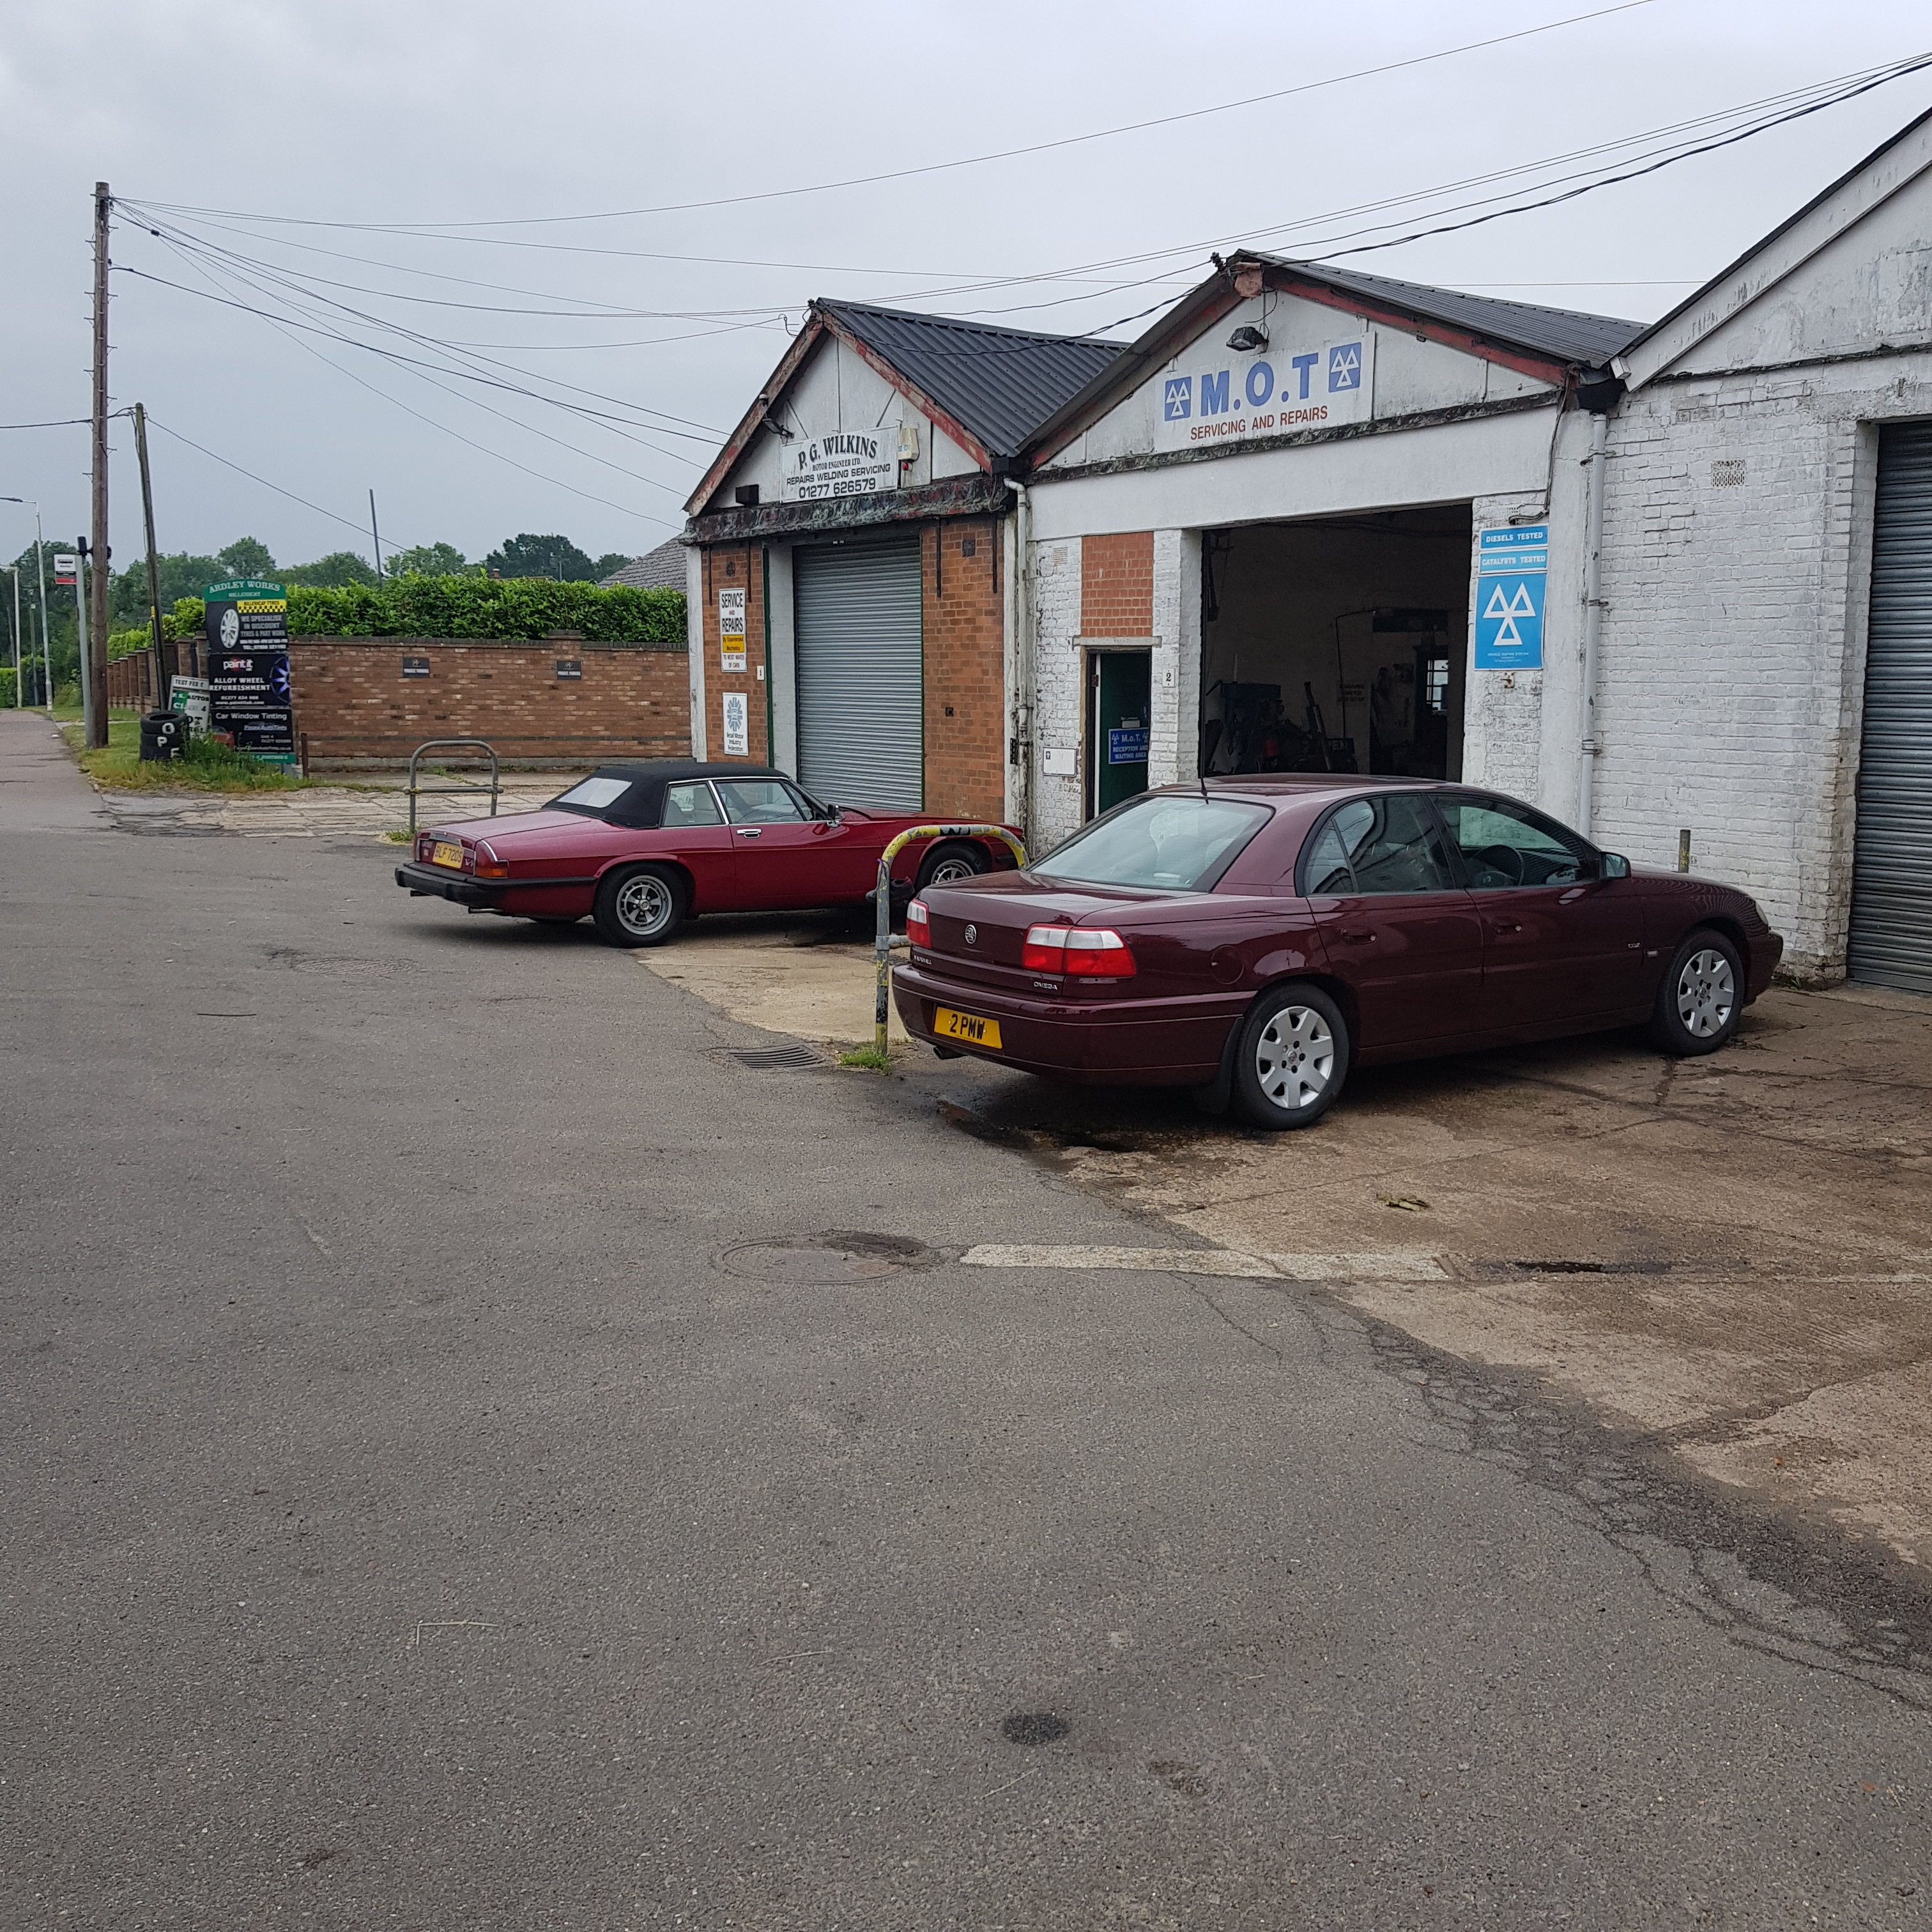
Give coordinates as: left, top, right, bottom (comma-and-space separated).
408, 739, 502, 834
874, 824, 1028, 1057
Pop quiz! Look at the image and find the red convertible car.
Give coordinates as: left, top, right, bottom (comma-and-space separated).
894, 777, 1783, 1129
395, 760, 1020, 946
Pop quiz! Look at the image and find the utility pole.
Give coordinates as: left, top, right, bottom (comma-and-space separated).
75, 537, 94, 725
36, 511, 50, 714
87, 180, 111, 749
369, 489, 384, 581
132, 402, 169, 707
9, 567, 19, 708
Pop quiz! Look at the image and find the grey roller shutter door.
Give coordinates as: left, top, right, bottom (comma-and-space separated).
793, 537, 924, 811
1849, 421, 1932, 994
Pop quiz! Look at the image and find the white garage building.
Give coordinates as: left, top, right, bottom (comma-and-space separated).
1014, 107, 1932, 990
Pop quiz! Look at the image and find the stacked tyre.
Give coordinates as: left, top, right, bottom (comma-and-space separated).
139, 710, 187, 761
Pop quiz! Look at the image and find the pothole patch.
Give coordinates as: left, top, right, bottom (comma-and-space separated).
721, 1230, 935, 1284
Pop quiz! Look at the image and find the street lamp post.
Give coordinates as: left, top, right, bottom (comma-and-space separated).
0, 497, 52, 712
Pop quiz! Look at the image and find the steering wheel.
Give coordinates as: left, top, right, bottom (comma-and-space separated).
1469, 843, 1524, 888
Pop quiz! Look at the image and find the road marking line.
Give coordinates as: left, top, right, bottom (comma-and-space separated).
957, 1244, 1446, 1283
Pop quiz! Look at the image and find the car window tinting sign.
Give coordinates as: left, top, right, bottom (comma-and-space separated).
204, 578, 294, 762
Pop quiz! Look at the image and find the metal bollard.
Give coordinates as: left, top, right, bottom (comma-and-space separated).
874, 824, 1028, 1057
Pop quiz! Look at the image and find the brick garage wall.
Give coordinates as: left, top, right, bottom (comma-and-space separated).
1031, 536, 1086, 850
288, 637, 689, 769
696, 541, 769, 767
922, 516, 1006, 822
1080, 530, 1154, 637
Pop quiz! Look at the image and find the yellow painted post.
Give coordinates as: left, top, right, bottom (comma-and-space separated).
874, 824, 1027, 1057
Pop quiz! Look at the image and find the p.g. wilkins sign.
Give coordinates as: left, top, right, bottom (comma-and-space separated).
780, 430, 898, 503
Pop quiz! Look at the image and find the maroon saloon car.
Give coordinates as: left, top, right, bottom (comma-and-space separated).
395, 761, 1020, 946
894, 778, 1782, 1129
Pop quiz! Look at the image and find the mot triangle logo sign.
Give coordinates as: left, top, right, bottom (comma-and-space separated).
1475, 525, 1547, 670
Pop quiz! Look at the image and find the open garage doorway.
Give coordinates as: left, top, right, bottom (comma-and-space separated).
1199, 505, 1471, 781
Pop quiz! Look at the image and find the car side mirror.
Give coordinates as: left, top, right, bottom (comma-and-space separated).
1600, 852, 1630, 880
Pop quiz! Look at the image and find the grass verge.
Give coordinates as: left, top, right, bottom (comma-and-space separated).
838, 1045, 894, 1072
65, 714, 309, 793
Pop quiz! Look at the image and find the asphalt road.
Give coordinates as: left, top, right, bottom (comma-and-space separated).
4, 710, 1929, 1929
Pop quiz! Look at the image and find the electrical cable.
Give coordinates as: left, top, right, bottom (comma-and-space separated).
128, 1, 1662, 231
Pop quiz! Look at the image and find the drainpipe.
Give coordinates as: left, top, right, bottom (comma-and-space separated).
1004, 476, 1033, 844
1576, 404, 1611, 838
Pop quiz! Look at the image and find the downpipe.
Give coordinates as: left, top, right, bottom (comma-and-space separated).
1005, 477, 1033, 847
1577, 407, 1610, 837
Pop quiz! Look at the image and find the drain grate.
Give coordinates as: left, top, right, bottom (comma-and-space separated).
723, 1043, 829, 1071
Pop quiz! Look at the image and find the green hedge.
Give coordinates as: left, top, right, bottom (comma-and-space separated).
159, 573, 686, 645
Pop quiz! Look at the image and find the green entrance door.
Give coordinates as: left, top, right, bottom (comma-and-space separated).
1088, 649, 1153, 818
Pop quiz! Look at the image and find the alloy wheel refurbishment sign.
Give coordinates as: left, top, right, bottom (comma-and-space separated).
204, 578, 295, 760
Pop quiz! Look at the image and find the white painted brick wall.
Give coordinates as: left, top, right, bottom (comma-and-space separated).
1593, 356, 1932, 979
1031, 537, 1085, 852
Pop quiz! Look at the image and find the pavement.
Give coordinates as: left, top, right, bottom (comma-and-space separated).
5, 704, 1931, 1928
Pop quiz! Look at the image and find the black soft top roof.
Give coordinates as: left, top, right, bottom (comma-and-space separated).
563, 760, 789, 829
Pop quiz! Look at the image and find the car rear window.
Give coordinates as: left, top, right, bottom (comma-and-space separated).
1034, 794, 1271, 892
551, 774, 633, 816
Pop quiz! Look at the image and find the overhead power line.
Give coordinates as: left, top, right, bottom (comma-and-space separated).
130, 1, 1660, 231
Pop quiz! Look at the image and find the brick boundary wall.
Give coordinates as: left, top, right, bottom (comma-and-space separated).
288, 636, 690, 770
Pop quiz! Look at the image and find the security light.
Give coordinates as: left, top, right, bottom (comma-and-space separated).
1227, 325, 1268, 351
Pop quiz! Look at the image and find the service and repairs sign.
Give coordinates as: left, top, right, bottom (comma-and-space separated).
1156, 332, 1374, 452
780, 429, 898, 502
1473, 525, 1547, 671
204, 578, 295, 758
718, 585, 747, 671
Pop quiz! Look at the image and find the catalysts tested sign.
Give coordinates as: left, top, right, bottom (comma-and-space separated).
1156, 331, 1373, 451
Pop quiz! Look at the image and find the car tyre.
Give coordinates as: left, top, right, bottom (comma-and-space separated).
914, 840, 990, 893
1649, 927, 1743, 1055
594, 864, 686, 948
1230, 982, 1350, 1130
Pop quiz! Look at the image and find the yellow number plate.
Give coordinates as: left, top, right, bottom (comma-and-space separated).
935, 1006, 1002, 1049
431, 840, 464, 869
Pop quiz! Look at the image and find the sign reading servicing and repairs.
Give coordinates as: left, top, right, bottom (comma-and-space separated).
1156, 332, 1374, 452
1473, 525, 1547, 671
780, 429, 898, 502
718, 585, 747, 671
204, 577, 295, 760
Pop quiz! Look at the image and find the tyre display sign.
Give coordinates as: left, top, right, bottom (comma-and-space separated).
204, 578, 295, 762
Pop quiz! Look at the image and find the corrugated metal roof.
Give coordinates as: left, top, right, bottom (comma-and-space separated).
818, 301, 1126, 459
598, 537, 687, 590
1254, 256, 1643, 367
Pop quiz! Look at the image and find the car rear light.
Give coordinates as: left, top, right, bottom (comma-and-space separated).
907, 898, 930, 946
473, 840, 508, 880
1022, 924, 1069, 972
1063, 928, 1136, 977
1020, 925, 1138, 977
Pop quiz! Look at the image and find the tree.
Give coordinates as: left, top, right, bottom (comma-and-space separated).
281, 551, 378, 588
384, 541, 474, 578
482, 533, 599, 581
594, 552, 634, 579
217, 536, 277, 579
109, 551, 222, 627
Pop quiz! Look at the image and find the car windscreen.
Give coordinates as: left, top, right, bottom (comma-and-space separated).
1033, 793, 1272, 892
548, 774, 636, 818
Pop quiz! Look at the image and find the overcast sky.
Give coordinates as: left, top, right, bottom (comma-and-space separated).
3, 0, 1928, 575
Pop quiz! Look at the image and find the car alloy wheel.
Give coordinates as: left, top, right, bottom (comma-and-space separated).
1254, 1004, 1335, 1113
926, 854, 980, 884
1675, 947, 1735, 1039
615, 872, 673, 939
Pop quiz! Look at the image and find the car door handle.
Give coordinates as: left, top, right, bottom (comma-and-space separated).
1337, 928, 1376, 943
1492, 919, 1524, 934
734, 827, 762, 839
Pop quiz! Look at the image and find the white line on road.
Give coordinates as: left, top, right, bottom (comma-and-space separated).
957, 1244, 1447, 1283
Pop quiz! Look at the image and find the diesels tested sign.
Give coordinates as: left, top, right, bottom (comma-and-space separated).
1156, 332, 1374, 452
